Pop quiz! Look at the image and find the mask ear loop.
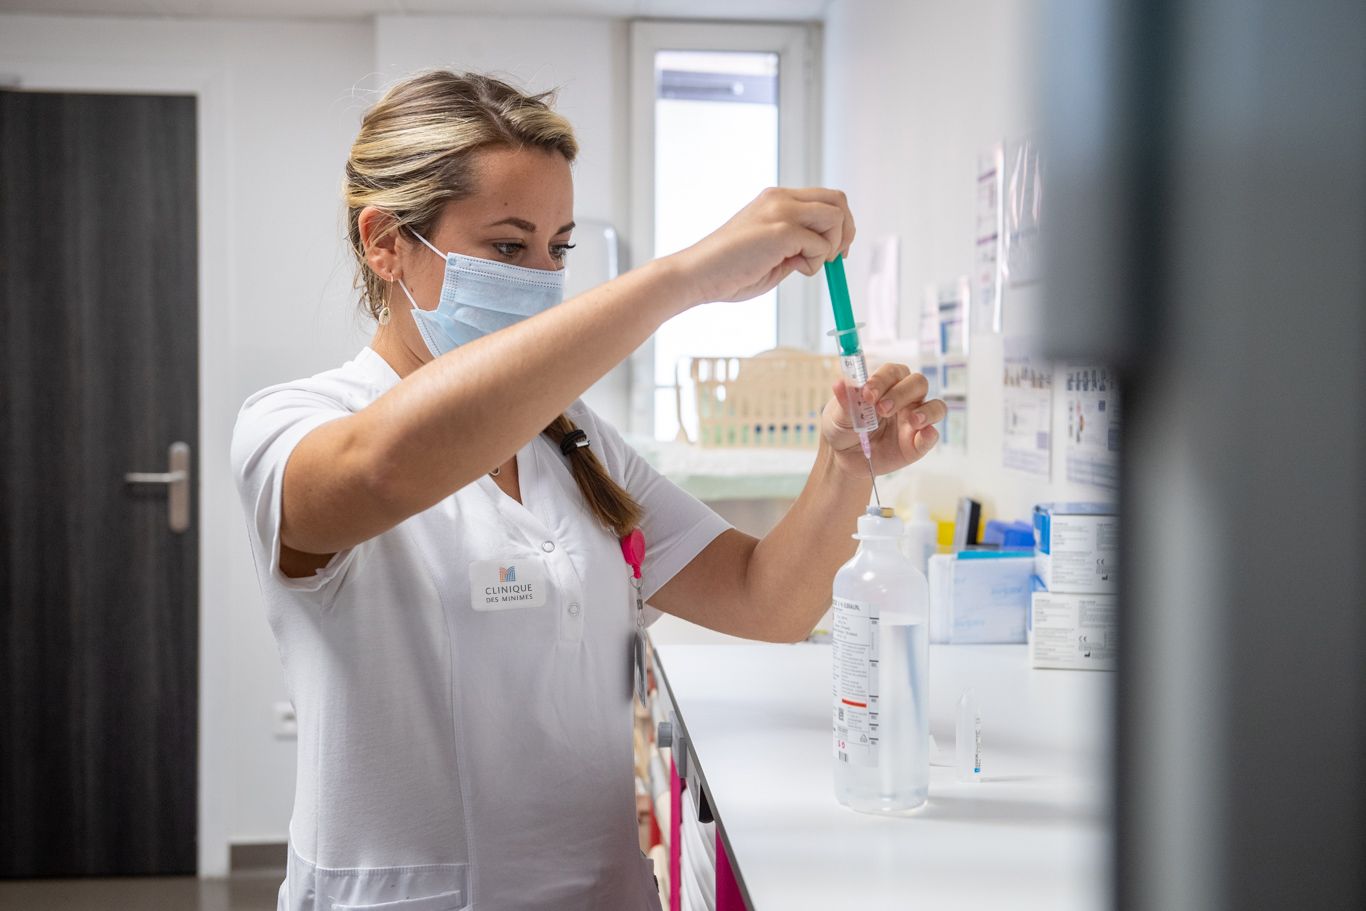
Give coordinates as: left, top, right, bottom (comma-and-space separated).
393, 227, 446, 314
396, 277, 420, 311
408, 227, 445, 258
374, 226, 441, 325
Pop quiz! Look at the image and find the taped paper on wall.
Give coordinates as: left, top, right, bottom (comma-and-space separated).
942, 396, 968, 452
941, 359, 968, 396
918, 283, 940, 359
922, 278, 970, 358
1003, 135, 1043, 289
1002, 339, 1052, 477
1064, 364, 1121, 489
973, 143, 1005, 334
920, 359, 967, 455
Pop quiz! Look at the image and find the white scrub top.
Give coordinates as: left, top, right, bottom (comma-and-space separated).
231, 347, 730, 911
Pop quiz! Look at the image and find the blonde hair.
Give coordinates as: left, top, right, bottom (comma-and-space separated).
344, 70, 642, 538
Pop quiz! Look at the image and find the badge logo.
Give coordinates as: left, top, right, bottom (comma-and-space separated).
470, 558, 546, 611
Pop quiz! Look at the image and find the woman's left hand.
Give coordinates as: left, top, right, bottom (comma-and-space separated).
820, 364, 946, 478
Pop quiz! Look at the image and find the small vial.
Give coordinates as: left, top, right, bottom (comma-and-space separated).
955, 689, 982, 781
839, 351, 880, 434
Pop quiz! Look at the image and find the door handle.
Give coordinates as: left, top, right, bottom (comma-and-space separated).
124, 441, 191, 533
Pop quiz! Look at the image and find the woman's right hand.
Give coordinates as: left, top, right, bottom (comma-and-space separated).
669, 187, 857, 306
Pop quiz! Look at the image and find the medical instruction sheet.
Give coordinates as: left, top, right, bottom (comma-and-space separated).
921, 358, 968, 455
1003, 134, 1043, 289
922, 279, 970, 357
1063, 364, 1121, 489
1002, 339, 1053, 477
973, 143, 1005, 334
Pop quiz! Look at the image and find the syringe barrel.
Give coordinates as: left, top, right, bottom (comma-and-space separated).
839, 352, 880, 435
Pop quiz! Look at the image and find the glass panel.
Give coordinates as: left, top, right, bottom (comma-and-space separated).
653, 49, 780, 440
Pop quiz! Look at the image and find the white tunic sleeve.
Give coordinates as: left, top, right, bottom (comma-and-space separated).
567, 403, 733, 617
230, 384, 359, 598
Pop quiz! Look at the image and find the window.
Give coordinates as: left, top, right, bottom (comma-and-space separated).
630, 22, 818, 441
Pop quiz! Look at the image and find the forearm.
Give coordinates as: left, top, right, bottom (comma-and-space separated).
744, 439, 872, 639
287, 255, 692, 552
370, 255, 689, 484
650, 353, 943, 642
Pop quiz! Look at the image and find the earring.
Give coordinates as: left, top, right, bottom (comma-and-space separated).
377, 275, 394, 325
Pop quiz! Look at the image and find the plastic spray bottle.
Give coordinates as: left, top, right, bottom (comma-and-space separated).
832, 506, 931, 814
901, 502, 938, 575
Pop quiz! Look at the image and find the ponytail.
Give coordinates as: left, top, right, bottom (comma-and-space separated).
541, 414, 642, 539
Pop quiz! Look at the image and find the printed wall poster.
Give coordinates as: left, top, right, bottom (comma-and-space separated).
1064, 364, 1121, 489
1002, 339, 1053, 477
973, 143, 1005, 334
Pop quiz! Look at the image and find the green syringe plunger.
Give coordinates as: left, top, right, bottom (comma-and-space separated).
823, 257, 860, 357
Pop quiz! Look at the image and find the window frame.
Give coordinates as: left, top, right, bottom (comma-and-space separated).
628, 19, 823, 439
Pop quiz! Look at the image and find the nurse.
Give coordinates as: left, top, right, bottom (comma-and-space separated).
232, 70, 944, 911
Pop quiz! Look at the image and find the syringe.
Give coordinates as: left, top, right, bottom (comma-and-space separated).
822, 257, 882, 507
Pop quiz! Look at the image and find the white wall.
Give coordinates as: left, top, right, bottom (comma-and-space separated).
822, 0, 1109, 525
0, 12, 374, 876
375, 14, 629, 240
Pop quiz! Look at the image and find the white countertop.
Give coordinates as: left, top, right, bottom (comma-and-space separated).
651, 642, 1112, 911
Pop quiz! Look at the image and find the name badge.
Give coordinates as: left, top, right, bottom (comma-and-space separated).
469, 557, 549, 611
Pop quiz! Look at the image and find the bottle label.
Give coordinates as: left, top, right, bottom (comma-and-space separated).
832, 596, 879, 766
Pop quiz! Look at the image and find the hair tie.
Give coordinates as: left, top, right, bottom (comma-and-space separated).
559, 428, 590, 455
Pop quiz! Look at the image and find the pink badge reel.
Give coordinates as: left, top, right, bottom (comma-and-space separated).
621, 527, 648, 706
621, 527, 645, 579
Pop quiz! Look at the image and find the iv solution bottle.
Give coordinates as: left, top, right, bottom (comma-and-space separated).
832, 506, 931, 814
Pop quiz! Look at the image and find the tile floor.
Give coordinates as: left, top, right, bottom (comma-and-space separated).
0, 871, 281, 910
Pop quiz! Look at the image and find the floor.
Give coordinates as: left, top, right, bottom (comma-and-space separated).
0, 871, 281, 910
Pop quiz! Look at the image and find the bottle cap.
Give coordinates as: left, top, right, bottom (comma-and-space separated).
856, 508, 903, 539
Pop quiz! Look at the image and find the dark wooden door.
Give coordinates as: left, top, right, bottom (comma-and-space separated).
0, 90, 198, 877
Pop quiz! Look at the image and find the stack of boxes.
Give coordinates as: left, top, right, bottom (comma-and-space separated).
1029, 503, 1118, 670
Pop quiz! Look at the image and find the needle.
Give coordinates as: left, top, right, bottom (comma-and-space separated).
858, 430, 881, 507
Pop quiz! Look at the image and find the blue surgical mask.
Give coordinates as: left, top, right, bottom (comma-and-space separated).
396, 229, 566, 358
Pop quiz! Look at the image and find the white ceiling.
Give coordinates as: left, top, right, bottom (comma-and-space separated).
0, 0, 831, 21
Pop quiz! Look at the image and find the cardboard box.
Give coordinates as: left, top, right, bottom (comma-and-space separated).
1029, 591, 1117, 670
1033, 502, 1118, 593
